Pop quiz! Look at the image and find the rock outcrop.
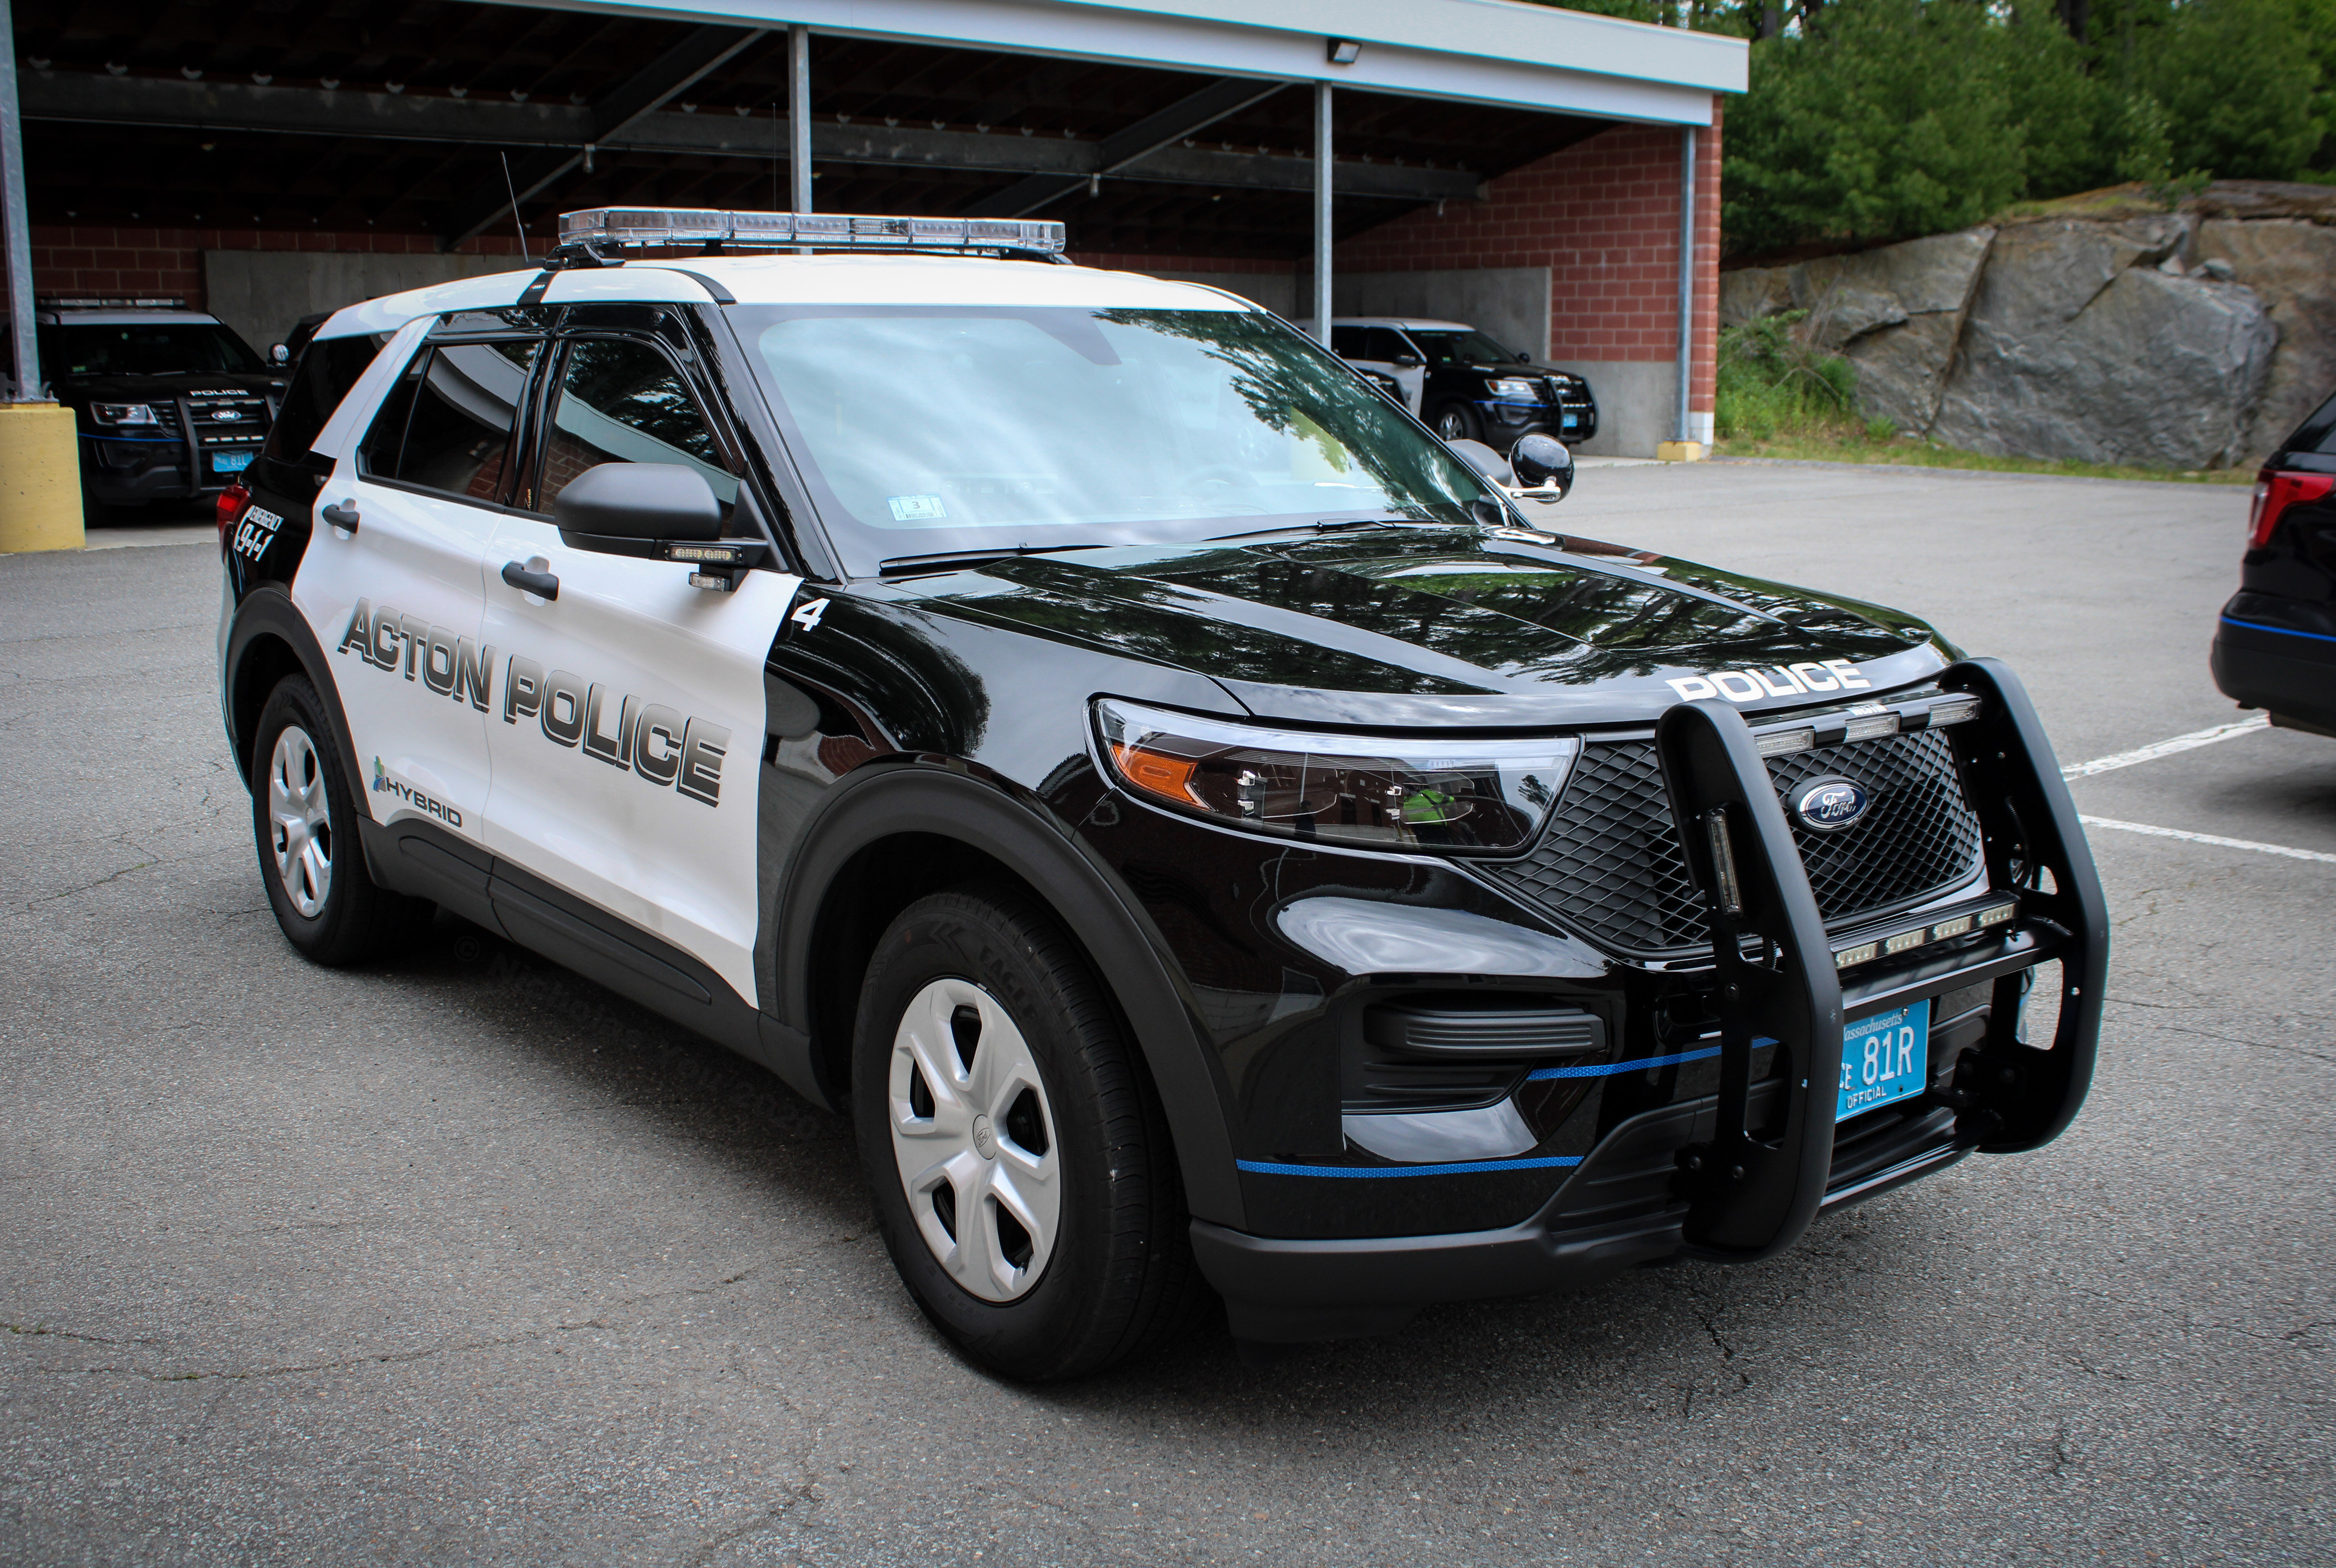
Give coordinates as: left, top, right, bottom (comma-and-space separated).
1721, 181, 2333, 468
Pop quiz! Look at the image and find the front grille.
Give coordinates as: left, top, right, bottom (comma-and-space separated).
1483, 727, 1985, 957
1543, 376, 1596, 432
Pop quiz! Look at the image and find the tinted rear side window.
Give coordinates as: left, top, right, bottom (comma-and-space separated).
261, 335, 385, 477
360, 340, 540, 505
2288, 391, 2336, 458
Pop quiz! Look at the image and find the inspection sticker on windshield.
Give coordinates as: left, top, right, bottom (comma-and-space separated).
1838, 999, 1929, 1121
887, 494, 947, 522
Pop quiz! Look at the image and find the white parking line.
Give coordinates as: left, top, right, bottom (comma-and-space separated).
2061, 714, 2270, 778
2079, 815, 2336, 864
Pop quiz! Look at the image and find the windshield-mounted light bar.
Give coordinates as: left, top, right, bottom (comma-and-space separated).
555, 208, 1068, 258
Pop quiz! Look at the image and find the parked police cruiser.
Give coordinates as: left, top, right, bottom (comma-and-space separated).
218, 209, 2107, 1379
31, 298, 282, 510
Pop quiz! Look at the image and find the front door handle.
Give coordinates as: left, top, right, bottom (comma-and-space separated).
320, 502, 360, 533
500, 560, 559, 601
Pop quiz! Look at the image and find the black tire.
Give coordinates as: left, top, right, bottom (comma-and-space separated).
1431, 403, 1482, 444
852, 886, 1201, 1381
249, 675, 432, 965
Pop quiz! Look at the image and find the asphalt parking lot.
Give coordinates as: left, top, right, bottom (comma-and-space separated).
4, 464, 2330, 1566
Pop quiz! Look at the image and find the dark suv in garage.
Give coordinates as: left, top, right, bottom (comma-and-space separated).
34, 298, 284, 511
1329, 317, 1597, 447
2212, 388, 2336, 737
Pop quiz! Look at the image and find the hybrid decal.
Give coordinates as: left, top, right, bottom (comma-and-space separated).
370, 755, 464, 827
334, 598, 732, 808
229, 504, 286, 563
1666, 659, 1872, 704
501, 656, 731, 808
335, 599, 494, 709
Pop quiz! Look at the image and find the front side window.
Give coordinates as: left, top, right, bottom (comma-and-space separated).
358, 339, 538, 504
733, 305, 1489, 575
538, 336, 738, 514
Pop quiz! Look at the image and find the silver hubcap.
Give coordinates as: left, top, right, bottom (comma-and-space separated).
267, 725, 334, 919
887, 978, 1062, 1302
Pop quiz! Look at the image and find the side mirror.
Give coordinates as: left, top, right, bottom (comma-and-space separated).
1516, 350, 1533, 363
1392, 353, 1423, 369
270, 343, 290, 366
554, 462, 725, 557
1508, 433, 1573, 502
1444, 437, 1511, 486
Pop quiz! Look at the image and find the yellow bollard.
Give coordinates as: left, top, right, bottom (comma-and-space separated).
1654, 440, 1708, 463
0, 402, 86, 553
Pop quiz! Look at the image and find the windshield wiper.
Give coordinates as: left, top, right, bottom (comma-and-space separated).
877, 543, 1110, 579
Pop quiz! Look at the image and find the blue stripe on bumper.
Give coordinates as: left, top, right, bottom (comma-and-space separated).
1528, 1045, 1725, 1080
1236, 1155, 1583, 1179
2223, 614, 2336, 647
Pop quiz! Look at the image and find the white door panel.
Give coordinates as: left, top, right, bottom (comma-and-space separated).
480, 514, 801, 1006
291, 469, 494, 836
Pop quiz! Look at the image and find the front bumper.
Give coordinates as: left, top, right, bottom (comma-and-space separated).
1180, 659, 2107, 1340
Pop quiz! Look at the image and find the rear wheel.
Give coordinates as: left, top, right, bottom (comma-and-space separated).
250, 675, 431, 965
853, 887, 1200, 1380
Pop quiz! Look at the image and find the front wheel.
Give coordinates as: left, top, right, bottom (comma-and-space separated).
853, 887, 1199, 1380
1432, 403, 1483, 444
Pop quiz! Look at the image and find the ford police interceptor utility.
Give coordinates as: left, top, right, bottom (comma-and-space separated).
218, 209, 2107, 1380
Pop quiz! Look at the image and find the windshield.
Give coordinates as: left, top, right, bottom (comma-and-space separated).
733, 305, 1489, 573
44, 322, 265, 377
1405, 328, 1523, 368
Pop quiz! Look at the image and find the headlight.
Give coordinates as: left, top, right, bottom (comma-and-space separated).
91, 403, 159, 426
1094, 698, 1577, 853
1488, 378, 1539, 400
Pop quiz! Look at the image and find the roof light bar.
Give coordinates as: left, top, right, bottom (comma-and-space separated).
38, 296, 190, 308
556, 208, 1068, 257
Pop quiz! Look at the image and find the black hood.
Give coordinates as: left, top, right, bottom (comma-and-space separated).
881, 526, 1957, 729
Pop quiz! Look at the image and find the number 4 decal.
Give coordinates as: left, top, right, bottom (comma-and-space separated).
789, 595, 830, 633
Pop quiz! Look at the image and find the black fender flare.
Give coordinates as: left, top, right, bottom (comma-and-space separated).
772, 763, 1246, 1229
222, 583, 367, 802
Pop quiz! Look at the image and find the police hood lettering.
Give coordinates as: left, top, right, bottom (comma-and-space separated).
1666, 659, 1872, 704
335, 598, 731, 807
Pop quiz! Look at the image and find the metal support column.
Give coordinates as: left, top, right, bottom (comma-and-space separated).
1, 0, 42, 399
1312, 82, 1332, 342
789, 25, 813, 213
1674, 125, 1697, 445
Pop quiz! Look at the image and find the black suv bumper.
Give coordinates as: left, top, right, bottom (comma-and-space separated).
1188, 659, 2107, 1342
2212, 591, 2336, 733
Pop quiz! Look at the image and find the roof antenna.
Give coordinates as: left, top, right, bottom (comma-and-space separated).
500, 151, 533, 265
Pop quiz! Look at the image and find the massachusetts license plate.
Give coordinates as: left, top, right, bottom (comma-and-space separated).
211, 450, 254, 474
1838, 999, 1931, 1120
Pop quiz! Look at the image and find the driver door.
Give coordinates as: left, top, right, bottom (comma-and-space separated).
479, 315, 801, 1012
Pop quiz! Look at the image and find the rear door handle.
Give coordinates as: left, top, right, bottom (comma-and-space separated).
321, 502, 360, 533
500, 560, 559, 601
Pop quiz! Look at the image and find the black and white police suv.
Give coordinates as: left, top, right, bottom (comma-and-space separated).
219, 208, 2107, 1379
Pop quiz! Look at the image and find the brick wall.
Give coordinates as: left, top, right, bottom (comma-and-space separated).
1334, 105, 1724, 421
29, 226, 526, 310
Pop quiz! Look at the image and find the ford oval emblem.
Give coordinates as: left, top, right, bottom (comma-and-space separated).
1792, 777, 1871, 832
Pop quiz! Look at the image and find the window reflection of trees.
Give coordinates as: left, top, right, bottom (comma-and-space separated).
1097, 310, 1483, 529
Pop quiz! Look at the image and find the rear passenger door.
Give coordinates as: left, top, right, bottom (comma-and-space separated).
479, 308, 801, 1013
301, 314, 545, 849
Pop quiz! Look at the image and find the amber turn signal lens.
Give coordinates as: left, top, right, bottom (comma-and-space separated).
1108, 742, 1202, 808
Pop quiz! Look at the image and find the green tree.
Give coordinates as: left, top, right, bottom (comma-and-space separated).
1723, 0, 2030, 255
2131, 0, 2322, 178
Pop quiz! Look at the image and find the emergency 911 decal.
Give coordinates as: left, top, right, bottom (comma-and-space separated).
334, 598, 731, 807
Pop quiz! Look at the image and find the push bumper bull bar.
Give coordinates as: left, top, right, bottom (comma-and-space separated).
1197, 657, 2108, 1340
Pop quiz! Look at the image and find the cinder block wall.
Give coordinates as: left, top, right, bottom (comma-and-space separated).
1333, 110, 1723, 456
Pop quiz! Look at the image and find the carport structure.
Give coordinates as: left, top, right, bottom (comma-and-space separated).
3, 0, 1742, 454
